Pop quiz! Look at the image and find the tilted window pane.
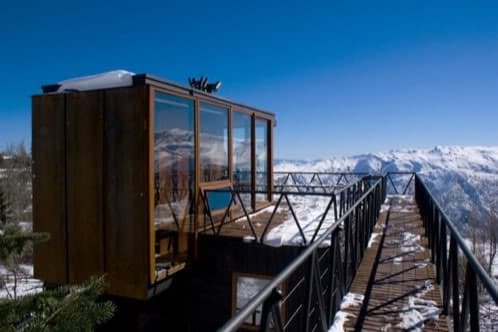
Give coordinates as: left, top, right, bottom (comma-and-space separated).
200, 102, 229, 182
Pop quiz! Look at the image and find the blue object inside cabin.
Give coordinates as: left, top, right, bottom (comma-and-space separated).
206, 188, 232, 211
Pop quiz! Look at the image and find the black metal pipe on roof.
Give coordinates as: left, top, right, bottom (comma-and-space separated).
134, 73, 275, 118
41, 84, 61, 94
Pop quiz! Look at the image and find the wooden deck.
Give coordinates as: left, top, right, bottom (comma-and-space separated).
208, 205, 290, 239
340, 196, 449, 331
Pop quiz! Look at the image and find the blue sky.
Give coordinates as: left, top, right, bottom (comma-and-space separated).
1, 1, 498, 159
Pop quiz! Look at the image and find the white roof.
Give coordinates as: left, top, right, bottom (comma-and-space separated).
57, 70, 135, 92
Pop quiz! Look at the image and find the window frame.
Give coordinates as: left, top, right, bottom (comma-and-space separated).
198, 101, 231, 184
149, 86, 197, 284
231, 272, 287, 330
254, 117, 272, 205
148, 85, 275, 285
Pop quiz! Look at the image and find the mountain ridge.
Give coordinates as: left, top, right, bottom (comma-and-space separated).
275, 145, 498, 225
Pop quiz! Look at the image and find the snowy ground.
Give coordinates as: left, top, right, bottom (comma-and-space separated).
262, 195, 337, 247
397, 281, 440, 331
328, 292, 365, 332
0, 264, 42, 299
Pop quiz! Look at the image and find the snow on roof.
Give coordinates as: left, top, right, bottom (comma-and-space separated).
56, 70, 135, 93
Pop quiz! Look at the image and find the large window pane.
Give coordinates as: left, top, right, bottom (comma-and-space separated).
200, 102, 229, 182
232, 112, 252, 208
154, 91, 194, 261
255, 119, 269, 203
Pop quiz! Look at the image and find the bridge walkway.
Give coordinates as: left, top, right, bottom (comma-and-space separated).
339, 196, 449, 331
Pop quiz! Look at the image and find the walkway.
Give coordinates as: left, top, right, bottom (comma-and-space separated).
337, 196, 449, 331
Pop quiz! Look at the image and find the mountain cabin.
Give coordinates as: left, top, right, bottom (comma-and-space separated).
32, 71, 276, 300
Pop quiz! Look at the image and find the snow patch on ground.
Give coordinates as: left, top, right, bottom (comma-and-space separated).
387, 194, 414, 203
380, 204, 390, 213
367, 232, 380, 248
263, 195, 336, 247
397, 281, 439, 331
401, 232, 425, 253
0, 264, 43, 299
328, 292, 365, 332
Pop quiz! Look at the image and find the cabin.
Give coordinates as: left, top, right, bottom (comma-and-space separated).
32, 71, 276, 300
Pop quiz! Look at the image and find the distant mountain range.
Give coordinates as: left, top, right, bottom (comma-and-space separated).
275, 146, 498, 225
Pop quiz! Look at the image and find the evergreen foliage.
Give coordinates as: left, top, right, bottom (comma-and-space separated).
0, 276, 115, 332
0, 149, 115, 331
0, 187, 13, 225
0, 223, 49, 267
0, 221, 115, 331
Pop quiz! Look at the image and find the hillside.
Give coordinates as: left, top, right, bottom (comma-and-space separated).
276, 146, 498, 225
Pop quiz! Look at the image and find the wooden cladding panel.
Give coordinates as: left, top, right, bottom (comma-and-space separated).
66, 91, 104, 284
104, 87, 149, 299
32, 94, 67, 283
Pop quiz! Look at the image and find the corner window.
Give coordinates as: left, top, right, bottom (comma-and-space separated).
255, 119, 270, 203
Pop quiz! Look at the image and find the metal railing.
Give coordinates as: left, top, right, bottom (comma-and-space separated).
200, 175, 383, 244
216, 172, 498, 331
273, 171, 368, 193
415, 174, 498, 332
217, 177, 385, 331
385, 171, 415, 195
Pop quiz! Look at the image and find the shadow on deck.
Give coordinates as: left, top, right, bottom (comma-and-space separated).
342, 196, 448, 331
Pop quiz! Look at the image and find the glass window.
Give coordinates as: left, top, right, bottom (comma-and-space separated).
200, 102, 229, 182
154, 91, 194, 262
232, 112, 252, 209
234, 275, 283, 328
255, 119, 270, 203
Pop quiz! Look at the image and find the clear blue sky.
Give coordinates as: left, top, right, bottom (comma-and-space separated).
1, 1, 498, 159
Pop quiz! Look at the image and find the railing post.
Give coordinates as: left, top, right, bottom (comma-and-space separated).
353, 205, 359, 270
467, 263, 480, 332
343, 214, 351, 287
327, 230, 338, 326
435, 210, 441, 284
304, 255, 315, 332
441, 221, 449, 314
449, 237, 460, 332
259, 288, 284, 332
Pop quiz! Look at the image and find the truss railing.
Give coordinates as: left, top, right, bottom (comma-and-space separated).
273, 171, 414, 196
216, 177, 385, 332
200, 175, 383, 244
385, 171, 415, 195
215, 172, 498, 331
416, 174, 498, 332
273, 171, 368, 193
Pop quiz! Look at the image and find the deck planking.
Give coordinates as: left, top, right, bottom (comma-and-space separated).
340, 196, 449, 331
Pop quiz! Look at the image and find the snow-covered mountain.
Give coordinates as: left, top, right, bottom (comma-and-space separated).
276, 146, 498, 225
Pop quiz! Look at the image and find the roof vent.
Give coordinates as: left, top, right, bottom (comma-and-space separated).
188, 77, 221, 94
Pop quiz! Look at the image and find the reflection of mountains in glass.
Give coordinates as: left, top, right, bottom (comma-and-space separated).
154, 128, 194, 167
154, 128, 267, 167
